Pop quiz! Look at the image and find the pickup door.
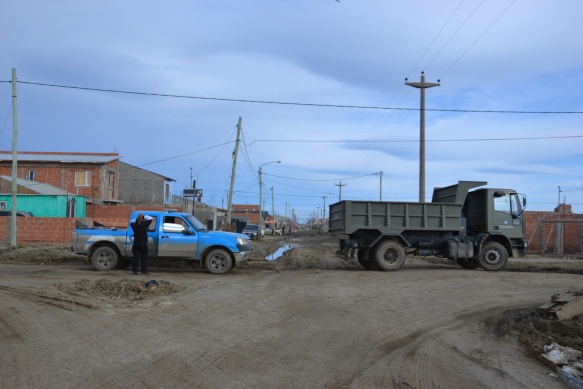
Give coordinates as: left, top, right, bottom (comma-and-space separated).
156, 215, 199, 258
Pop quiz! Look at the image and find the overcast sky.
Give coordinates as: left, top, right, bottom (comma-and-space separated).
1, 1, 582, 221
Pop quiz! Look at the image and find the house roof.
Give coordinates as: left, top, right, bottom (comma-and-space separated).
0, 175, 75, 196
0, 151, 119, 164
119, 161, 175, 182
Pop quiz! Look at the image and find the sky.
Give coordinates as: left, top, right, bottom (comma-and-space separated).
1, 1, 582, 222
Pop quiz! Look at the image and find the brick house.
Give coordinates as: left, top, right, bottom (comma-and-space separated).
0, 151, 120, 204
231, 204, 261, 224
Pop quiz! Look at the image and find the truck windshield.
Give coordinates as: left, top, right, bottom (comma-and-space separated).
185, 215, 207, 231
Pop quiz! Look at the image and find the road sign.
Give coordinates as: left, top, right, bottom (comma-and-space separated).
195, 189, 203, 198
183, 189, 195, 197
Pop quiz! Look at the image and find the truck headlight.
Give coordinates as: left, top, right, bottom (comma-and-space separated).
237, 237, 250, 245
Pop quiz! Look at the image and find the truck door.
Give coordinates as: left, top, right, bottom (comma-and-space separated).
491, 192, 524, 239
156, 215, 199, 258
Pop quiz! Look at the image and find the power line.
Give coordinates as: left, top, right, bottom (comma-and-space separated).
440, 0, 517, 79
263, 172, 377, 182
9, 80, 581, 114
245, 135, 583, 146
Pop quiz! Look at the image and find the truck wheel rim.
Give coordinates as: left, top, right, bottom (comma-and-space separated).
484, 249, 500, 265
383, 249, 398, 264
209, 254, 227, 271
97, 253, 112, 266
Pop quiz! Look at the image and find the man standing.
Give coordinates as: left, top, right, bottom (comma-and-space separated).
130, 214, 153, 275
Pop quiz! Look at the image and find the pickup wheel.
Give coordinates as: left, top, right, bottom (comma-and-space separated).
205, 249, 233, 275
478, 242, 508, 271
374, 241, 406, 271
457, 258, 480, 269
91, 246, 119, 271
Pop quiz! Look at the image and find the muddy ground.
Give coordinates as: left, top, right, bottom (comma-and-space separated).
1, 230, 582, 388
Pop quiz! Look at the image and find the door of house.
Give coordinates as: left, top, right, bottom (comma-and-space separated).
66, 199, 76, 217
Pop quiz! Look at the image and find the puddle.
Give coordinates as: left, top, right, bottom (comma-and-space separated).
265, 245, 293, 261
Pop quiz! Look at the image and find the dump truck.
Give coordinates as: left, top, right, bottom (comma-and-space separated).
329, 181, 527, 271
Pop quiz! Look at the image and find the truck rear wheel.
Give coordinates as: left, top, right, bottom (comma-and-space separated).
457, 258, 480, 269
91, 246, 119, 271
478, 242, 508, 271
205, 249, 233, 275
374, 241, 406, 271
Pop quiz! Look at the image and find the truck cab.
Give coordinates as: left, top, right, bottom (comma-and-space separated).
466, 188, 527, 257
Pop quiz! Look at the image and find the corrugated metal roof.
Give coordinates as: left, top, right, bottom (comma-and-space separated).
0, 152, 119, 164
0, 175, 74, 196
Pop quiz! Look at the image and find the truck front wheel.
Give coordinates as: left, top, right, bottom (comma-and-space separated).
374, 241, 406, 271
478, 242, 508, 271
91, 246, 119, 271
205, 249, 233, 275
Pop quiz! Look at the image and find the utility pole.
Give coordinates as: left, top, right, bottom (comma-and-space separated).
322, 195, 327, 221
379, 171, 383, 201
405, 72, 440, 203
10, 68, 18, 247
226, 117, 242, 228
271, 186, 275, 235
335, 181, 346, 201
259, 167, 263, 237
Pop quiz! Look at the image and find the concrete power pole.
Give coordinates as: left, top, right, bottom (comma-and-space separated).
271, 186, 275, 235
405, 72, 440, 203
379, 171, 383, 201
10, 68, 19, 247
335, 181, 346, 201
226, 117, 242, 228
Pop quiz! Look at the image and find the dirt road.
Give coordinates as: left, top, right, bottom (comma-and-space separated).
1, 233, 581, 388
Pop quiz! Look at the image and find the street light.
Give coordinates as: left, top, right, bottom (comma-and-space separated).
258, 160, 281, 240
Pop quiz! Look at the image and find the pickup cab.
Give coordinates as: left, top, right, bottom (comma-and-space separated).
71, 210, 253, 274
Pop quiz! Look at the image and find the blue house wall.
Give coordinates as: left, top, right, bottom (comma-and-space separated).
0, 195, 86, 217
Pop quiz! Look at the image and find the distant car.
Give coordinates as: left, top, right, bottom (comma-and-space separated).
242, 224, 264, 239
0, 210, 33, 217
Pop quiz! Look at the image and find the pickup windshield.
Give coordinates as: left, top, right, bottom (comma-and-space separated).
185, 214, 207, 231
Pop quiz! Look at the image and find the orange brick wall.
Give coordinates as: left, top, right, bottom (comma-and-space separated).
0, 204, 183, 247
524, 208, 583, 254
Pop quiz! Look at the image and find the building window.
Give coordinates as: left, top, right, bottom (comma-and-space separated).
0, 201, 6, 210
106, 172, 115, 190
28, 170, 35, 181
75, 171, 92, 187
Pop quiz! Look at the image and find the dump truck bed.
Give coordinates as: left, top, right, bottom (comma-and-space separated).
328, 200, 464, 236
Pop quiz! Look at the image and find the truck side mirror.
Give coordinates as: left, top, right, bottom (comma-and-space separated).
183, 228, 195, 235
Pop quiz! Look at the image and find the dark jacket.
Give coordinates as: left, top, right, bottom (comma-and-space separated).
130, 216, 153, 243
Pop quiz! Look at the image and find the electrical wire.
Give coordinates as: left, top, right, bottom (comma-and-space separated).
263, 172, 377, 182
244, 135, 583, 147
440, 0, 517, 79
12, 80, 581, 114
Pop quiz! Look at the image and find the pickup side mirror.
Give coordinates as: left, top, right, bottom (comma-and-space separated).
183, 228, 195, 235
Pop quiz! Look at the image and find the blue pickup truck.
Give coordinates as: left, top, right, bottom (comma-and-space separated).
71, 210, 253, 275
